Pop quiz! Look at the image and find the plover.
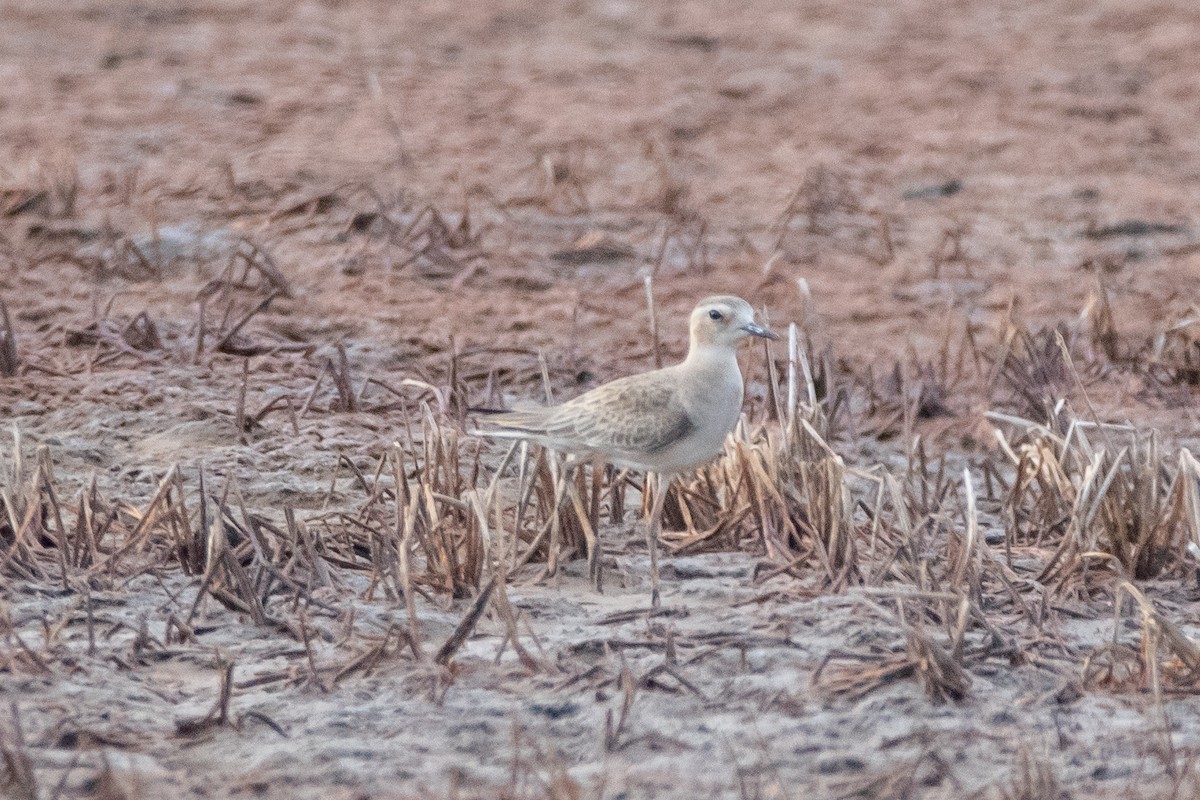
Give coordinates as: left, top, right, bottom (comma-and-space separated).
479, 295, 777, 606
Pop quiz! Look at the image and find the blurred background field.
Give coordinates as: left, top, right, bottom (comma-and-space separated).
4, 1, 1200, 798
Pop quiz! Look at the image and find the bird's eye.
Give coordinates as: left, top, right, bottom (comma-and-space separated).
708, 309, 723, 321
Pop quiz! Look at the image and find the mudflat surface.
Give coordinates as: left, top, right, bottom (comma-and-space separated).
4, 1, 1200, 798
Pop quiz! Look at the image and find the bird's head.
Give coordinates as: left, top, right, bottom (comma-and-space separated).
688, 295, 777, 351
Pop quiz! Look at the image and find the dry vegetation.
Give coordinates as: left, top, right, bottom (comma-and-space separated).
6, 0, 1200, 798
6, 283, 1200, 797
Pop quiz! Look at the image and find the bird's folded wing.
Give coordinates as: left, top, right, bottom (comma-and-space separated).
483, 372, 695, 458
565, 375, 695, 456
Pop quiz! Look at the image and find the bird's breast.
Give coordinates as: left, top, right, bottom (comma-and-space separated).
698, 372, 744, 437
665, 364, 744, 470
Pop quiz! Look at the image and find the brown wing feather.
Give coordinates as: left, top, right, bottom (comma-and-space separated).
482, 370, 694, 461
560, 373, 694, 456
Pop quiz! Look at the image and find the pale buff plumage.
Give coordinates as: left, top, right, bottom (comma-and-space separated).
481, 296, 775, 471
479, 295, 777, 607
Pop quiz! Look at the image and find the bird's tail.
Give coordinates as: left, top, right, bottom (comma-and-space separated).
469, 408, 553, 440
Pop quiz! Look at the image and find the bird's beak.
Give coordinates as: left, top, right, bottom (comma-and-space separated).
741, 322, 779, 340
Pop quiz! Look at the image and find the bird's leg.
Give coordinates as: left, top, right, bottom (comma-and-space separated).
646, 471, 672, 609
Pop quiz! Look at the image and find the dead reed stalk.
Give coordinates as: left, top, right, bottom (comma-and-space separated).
0, 299, 17, 377
994, 414, 1200, 588
0, 703, 36, 800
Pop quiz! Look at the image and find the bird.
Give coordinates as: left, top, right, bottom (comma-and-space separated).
477, 295, 777, 607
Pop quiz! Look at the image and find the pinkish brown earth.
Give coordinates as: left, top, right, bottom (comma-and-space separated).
4, 0, 1200, 798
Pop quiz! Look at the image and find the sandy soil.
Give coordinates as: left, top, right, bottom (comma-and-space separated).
4, 0, 1200, 798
